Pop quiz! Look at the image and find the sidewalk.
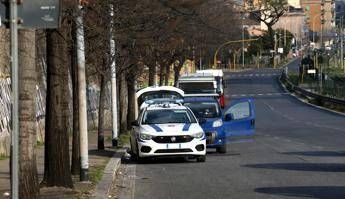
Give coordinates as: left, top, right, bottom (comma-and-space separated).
0, 130, 120, 199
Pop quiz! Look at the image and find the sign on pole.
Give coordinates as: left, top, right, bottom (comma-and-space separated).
0, 0, 60, 29
0, 3, 8, 27
18, 0, 60, 28
307, 69, 316, 74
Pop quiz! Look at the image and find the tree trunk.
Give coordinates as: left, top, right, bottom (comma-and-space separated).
97, 69, 107, 150
71, 20, 80, 175
119, 72, 128, 134
19, 29, 39, 199
148, 63, 156, 86
42, 6, 73, 187
164, 64, 170, 86
127, 74, 136, 130
159, 64, 164, 86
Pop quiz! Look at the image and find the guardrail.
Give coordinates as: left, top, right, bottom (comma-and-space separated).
280, 72, 345, 107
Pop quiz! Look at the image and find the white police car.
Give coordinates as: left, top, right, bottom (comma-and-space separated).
130, 100, 206, 162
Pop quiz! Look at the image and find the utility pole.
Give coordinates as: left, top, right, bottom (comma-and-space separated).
76, 4, 89, 181
274, 32, 277, 68
242, 15, 245, 69
341, 16, 344, 72
110, 4, 118, 147
10, 0, 19, 198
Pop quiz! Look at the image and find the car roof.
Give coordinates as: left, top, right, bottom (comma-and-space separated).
183, 97, 218, 103
146, 103, 188, 110
136, 86, 184, 98
196, 69, 223, 77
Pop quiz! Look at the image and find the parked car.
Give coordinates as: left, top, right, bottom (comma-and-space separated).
184, 97, 255, 153
130, 100, 206, 162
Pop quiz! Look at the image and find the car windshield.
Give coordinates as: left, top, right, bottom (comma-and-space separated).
184, 102, 221, 118
178, 82, 216, 94
142, 109, 197, 124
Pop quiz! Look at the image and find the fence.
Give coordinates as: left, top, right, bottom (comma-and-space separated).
280, 72, 345, 109
0, 77, 108, 156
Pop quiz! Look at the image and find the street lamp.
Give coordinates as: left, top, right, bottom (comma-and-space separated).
213, 38, 258, 68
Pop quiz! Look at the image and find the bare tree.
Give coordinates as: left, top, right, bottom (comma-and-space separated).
42, 0, 74, 188
18, 29, 39, 199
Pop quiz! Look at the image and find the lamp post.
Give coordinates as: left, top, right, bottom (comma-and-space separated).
213, 38, 258, 68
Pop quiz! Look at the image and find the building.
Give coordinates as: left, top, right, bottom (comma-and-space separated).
273, 7, 307, 46
301, 0, 335, 46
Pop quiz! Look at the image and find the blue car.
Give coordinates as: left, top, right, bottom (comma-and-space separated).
184, 97, 255, 153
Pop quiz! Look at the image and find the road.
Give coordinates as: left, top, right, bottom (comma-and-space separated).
118, 61, 345, 199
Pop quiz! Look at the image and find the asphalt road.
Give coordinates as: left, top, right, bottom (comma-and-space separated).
119, 61, 345, 199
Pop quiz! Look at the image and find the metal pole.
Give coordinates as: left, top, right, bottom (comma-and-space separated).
76, 5, 89, 181
341, 16, 344, 72
274, 32, 277, 68
242, 16, 245, 68
110, 4, 118, 147
10, 0, 19, 197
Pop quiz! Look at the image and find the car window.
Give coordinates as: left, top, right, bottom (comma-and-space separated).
142, 109, 197, 124
179, 82, 216, 94
225, 101, 251, 120
184, 102, 221, 118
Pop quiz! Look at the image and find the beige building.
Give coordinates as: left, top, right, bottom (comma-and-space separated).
273, 10, 306, 45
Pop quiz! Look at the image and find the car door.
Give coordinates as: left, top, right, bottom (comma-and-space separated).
222, 98, 255, 142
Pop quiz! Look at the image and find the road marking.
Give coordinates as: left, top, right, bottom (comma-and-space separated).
229, 93, 289, 98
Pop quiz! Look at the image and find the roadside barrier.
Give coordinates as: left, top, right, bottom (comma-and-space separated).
280, 72, 345, 107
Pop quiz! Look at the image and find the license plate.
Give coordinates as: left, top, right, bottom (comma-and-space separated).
166, 143, 181, 149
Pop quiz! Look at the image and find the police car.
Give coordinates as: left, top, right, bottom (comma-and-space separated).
130, 100, 206, 162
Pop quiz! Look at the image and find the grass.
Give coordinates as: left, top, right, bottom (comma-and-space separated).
36, 140, 44, 147
0, 155, 8, 160
118, 133, 131, 148
89, 159, 108, 184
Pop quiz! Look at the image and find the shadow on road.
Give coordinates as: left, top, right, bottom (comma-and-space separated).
255, 186, 345, 199
121, 156, 198, 165
282, 151, 345, 157
244, 163, 345, 172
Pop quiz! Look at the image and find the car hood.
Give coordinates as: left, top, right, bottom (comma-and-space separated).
140, 123, 203, 136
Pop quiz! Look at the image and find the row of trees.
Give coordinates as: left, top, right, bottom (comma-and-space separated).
14, 0, 246, 198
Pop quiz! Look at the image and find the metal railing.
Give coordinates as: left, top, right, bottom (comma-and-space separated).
280, 72, 345, 107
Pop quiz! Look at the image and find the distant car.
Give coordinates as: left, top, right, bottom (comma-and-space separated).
184, 97, 255, 153
130, 100, 206, 162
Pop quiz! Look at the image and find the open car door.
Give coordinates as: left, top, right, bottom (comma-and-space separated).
222, 98, 255, 142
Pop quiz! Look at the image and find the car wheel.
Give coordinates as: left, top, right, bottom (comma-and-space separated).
136, 143, 147, 163
216, 144, 227, 154
196, 155, 206, 162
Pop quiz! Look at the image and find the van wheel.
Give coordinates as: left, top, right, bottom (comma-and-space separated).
216, 144, 227, 153
196, 155, 206, 162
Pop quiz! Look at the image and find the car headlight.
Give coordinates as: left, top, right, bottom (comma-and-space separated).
213, 119, 223, 128
139, 133, 153, 140
192, 132, 204, 139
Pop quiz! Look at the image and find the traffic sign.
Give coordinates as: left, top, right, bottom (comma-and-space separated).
0, 2, 8, 27
0, 0, 60, 29
19, 0, 60, 29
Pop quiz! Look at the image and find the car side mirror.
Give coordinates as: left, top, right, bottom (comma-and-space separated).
198, 118, 206, 124
224, 113, 234, 121
131, 120, 139, 126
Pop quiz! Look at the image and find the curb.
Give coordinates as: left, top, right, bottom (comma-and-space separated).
93, 148, 126, 199
278, 77, 345, 117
